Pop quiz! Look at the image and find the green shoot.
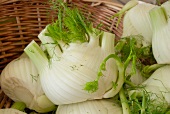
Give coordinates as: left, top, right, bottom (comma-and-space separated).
84, 54, 124, 93
125, 79, 137, 87
111, 0, 138, 28
116, 36, 138, 86
24, 40, 49, 72
140, 90, 146, 114
124, 37, 137, 70
115, 38, 126, 53
119, 87, 131, 114
116, 35, 156, 78
114, 35, 166, 113
46, 0, 93, 45
127, 78, 170, 114
141, 64, 166, 78
64, 8, 92, 42
84, 81, 98, 93
128, 88, 168, 114
116, 36, 143, 62
84, 35, 153, 96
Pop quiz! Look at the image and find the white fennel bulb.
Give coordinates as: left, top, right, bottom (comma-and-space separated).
0, 53, 56, 113
56, 99, 122, 114
141, 65, 170, 105
127, 65, 170, 113
24, 1, 119, 105
0, 109, 26, 114
150, 2, 170, 64
122, 1, 156, 46
24, 29, 118, 105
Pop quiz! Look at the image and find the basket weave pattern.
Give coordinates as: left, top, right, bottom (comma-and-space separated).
0, 0, 122, 109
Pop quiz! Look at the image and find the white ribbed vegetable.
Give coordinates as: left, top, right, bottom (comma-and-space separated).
150, 1, 170, 64
141, 65, 170, 104
0, 54, 56, 113
24, 30, 118, 105
122, 0, 156, 46
24, 0, 118, 105
0, 109, 26, 114
127, 65, 170, 113
56, 99, 122, 114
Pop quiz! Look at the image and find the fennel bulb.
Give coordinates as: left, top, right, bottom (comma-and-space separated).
56, 99, 122, 114
141, 65, 170, 105
24, 29, 118, 105
0, 53, 56, 113
128, 65, 170, 113
150, 2, 170, 64
121, 1, 156, 46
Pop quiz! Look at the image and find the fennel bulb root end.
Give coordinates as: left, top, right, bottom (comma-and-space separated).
36, 95, 57, 113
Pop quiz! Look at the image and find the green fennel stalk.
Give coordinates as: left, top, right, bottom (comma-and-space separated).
111, 0, 138, 27
84, 54, 124, 95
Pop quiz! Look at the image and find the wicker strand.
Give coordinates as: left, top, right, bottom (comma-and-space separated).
13, 2, 25, 49
0, 0, 25, 4
36, 3, 43, 32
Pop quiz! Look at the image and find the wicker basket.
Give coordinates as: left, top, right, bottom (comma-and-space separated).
1, 0, 168, 112
0, 0, 169, 113
0, 0, 123, 111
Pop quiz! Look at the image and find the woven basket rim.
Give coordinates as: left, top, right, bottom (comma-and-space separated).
0, 0, 123, 7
